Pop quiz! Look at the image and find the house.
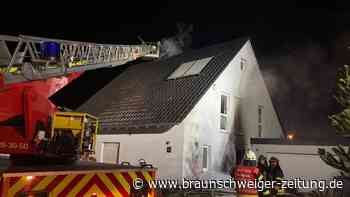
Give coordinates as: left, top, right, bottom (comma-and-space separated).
78, 37, 284, 181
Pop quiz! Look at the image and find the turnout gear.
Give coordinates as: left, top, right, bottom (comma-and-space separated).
263, 157, 285, 196
234, 165, 262, 197
257, 155, 269, 197
257, 155, 268, 178
234, 150, 263, 197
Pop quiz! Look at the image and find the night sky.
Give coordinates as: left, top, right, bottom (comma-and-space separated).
1, 2, 349, 141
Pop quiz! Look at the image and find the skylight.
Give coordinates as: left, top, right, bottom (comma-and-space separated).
167, 56, 213, 79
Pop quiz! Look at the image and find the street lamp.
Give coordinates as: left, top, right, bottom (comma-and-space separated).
287, 133, 295, 140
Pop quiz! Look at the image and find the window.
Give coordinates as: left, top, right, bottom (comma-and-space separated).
202, 145, 210, 171
102, 142, 120, 164
220, 94, 229, 130
258, 125, 262, 138
258, 105, 263, 137
258, 105, 262, 123
240, 58, 247, 71
168, 56, 213, 79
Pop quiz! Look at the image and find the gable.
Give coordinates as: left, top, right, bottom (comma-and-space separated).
238, 41, 284, 140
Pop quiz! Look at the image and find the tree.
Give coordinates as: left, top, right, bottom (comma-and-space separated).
318, 65, 350, 178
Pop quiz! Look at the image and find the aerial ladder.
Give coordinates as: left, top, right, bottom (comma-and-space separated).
0, 35, 160, 163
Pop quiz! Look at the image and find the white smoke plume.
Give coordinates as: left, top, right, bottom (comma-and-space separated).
160, 23, 193, 59
160, 38, 183, 58
259, 41, 338, 139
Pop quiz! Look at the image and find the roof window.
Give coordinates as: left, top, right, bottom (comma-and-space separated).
167, 56, 213, 79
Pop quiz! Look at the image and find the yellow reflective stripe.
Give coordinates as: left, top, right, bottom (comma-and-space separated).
114, 172, 130, 194
257, 175, 263, 181
84, 184, 106, 197
67, 173, 94, 196
142, 171, 153, 183
276, 177, 283, 180
128, 171, 138, 180
33, 175, 57, 191
8, 177, 26, 197
97, 173, 122, 197
263, 190, 270, 195
0, 67, 18, 73
51, 174, 76, 196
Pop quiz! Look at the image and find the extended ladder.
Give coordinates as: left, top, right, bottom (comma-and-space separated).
0, 35, 160, 84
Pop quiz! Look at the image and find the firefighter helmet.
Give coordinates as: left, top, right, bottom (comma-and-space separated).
269, 156, 279, 162
245, 150, 257, 161
242, 150, 257, 166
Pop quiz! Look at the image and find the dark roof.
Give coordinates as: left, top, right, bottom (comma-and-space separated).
78, 38, 248, 134
251, 137, 350, 146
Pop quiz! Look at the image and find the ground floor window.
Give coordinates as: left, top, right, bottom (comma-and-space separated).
102, 142, 120, 164
202, 145, 210, 171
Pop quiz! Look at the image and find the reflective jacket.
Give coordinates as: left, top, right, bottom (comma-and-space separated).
263, 166, 285, 196
234, 165, 263, 196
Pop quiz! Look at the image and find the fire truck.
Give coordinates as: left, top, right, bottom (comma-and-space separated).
0, 34, 160, 163
0, 156, 157, 197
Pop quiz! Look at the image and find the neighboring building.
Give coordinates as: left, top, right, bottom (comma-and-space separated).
251, 138, 350, 192
78, 38, 284, 180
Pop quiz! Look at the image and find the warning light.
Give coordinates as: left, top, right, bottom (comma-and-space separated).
26, 176, 34, 181
287, 133, 294, 140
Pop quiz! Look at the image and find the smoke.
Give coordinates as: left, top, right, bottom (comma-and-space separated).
159, 23, 193, 59
160, 38, 183, 58
262, 42, 333, 110
260, 41, 338, 139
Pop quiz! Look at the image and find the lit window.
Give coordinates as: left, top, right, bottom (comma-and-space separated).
202, 145, 210, 171
167, 56, 213, 79
220, 94, 229, 130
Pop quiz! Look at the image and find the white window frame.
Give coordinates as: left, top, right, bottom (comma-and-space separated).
101, 142, 120, 164
240, 58, 247, 71
220, 92, 230, 132
202, 145, 210, 172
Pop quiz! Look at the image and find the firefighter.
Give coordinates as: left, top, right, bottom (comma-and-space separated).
258, 155, 268, 178
263, 157, 285, 196
234, 150, 264, 197
257, 155, 269, 197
